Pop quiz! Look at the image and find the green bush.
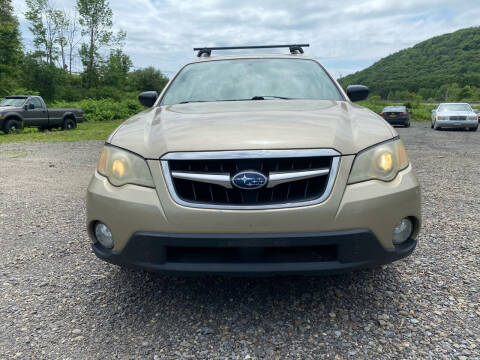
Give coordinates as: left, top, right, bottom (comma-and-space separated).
51, 97, 144, 122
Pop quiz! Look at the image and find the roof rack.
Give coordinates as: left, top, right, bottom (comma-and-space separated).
193, 44, 310, 57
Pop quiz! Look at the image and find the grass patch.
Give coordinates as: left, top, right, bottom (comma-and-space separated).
0, 120, 124, 144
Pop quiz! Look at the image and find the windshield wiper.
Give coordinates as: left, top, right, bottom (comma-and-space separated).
251, 95, 295, 100
179, 96, 295, 104
179, 100, 209, 104
215, 96, 295, 102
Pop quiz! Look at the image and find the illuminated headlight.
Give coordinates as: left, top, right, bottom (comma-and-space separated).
97, 145, 154, 187
348, 139, 409, 184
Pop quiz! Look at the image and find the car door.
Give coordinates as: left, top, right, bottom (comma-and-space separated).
23, 97, 48, 127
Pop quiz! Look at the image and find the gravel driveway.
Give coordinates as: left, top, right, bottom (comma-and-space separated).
0, 122, 479, 359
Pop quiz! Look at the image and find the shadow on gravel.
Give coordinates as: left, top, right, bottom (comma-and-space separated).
84, 265, 407, 333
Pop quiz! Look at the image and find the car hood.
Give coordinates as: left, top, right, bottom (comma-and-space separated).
0, 106, 22, 112
109, 100, 396, 158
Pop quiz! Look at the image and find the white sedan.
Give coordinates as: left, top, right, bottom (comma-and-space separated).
431, 103, 478, 131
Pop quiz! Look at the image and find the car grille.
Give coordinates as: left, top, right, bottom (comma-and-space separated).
449, 116, 466, 121
161, 150, 340, 209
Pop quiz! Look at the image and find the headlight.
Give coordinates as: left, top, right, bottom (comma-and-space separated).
97, 145, 154, 187
437, 116, 448, 120
468, 115, 478, 121
348, 139, 409, 184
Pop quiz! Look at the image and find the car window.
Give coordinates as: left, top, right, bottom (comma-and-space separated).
438, 104, 472, 112
27, 98, 43, 109
383, 106, 406, 112
161, 58, 344, 105
0, 98, 26, 107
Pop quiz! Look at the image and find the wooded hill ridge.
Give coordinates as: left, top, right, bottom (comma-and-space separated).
339, 27, 480, 102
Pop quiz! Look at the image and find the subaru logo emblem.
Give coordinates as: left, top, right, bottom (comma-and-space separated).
232, 171, 267, 190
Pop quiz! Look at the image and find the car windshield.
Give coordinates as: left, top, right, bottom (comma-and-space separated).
0, 98, 26, 107
438, 104, 472, 112
383, 106, 406, 112
161, 58, 343, 105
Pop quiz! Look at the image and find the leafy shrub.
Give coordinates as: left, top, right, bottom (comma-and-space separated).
51, 97, 144, 122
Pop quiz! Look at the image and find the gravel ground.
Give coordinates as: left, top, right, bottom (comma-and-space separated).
0, 122, 479, 359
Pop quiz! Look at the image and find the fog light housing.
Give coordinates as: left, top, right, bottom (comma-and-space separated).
94, 222, 114, 249
392, 218, 413, 245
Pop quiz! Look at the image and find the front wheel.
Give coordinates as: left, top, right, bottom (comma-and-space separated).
62, 118, 76, 131
470, 126, 478, 131
3, 119, 22, 134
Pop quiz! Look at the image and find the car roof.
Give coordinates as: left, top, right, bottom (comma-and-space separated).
438, 103, 470, 105
5, 95, 29, 98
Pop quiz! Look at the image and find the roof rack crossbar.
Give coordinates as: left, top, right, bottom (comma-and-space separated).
193, 44, 310, 57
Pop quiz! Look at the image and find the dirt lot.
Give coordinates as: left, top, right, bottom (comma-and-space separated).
0, 122, 479, 359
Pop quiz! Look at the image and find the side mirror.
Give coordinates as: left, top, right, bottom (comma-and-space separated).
139, 91, 158, 107
24, 104, 28, 110
346, 85, 369, 102
29, 103, 35, 109
431, 109, 435, 113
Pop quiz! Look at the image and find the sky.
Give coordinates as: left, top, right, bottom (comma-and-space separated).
13, 0, 480, 79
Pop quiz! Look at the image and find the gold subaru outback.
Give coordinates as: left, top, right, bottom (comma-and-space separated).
86, 44, 421, 275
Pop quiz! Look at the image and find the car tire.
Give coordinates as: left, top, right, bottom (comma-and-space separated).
405, 122, 410, 128
470, 126, 478, 131
3, 119, 22, 134
62, 117, 76, 131
433, 121, 440, 130
430, 122, 434, 129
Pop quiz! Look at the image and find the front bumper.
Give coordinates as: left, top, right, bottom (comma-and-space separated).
435, 120, 478, 128
384, 117, 409, 125
92, 230, 417, 275
87, 156, 421, 275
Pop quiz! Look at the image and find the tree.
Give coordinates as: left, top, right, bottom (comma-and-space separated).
25, 0, 61, 64
65, 9, 82, 74
53, 9, 69, 71
101, 49, 132, 87
457, 85, 473, 101
0, 0, 23, 94
77, 0, 125, 87
128, 67, 169, 93
21, 54, 62, 101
